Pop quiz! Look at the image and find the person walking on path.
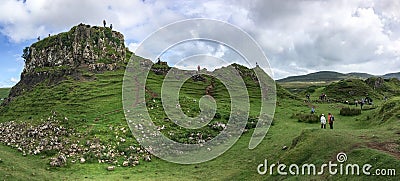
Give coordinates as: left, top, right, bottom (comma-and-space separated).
360, 99, 365, 110
320, 114, 326, 129
328, 113, 334, 129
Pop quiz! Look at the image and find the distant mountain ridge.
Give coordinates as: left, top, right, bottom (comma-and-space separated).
278, 71, 400, 82
383, 72, 400, 79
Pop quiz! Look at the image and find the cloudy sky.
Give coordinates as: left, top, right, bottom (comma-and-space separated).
1, 0, 400, 87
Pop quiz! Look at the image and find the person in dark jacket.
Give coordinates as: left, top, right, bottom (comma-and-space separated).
328, 113, 334, 129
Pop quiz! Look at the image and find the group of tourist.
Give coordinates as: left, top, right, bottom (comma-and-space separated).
354, 97, 373, 110
310, 105, 335, 129
320, 113, 335, 129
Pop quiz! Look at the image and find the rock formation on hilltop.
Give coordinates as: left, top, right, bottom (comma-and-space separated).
3, 23, 128, 105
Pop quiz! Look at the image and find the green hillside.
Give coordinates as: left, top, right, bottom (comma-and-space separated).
0, 62, 399, 180
321, 77, 400, 102
0, 88, 10, 99
366, 77, 400, 96
0, 25, 399, 180
0, 88, 10, 104
323, 79, 379, 101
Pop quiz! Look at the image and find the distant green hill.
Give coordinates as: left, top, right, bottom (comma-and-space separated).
278, 71, 400, 83
347, 72, 374, 79
278, 71, 347, 82
383, 72, 400, 79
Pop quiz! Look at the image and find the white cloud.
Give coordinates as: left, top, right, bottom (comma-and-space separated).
127, 42, 140, 53
157, 39, 251, 72
243, 0, 400, 78
0, 0, 185, 42
0, 77, 19, 88
0, 0, 399, 80
10, 77, 19, 84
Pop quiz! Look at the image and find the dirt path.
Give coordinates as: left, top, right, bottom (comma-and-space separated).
366, 142, 400, 160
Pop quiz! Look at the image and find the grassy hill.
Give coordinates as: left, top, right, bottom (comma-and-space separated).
320, 77, 400, 102
366, 77, 400, 96
0, 24, 399, 180
277, 71, 400, 93
0, 60, 399, 180
347, 72, 375, 79
0, 88, 10, 98
323, 79, 379, 101
278, 71, 347, 83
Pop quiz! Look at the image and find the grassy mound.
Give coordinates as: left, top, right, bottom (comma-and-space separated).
378, 97, 400, 123
324, 79, 379, 101
365, 77, 400, 94
291, 113, 319, 123
340, 107, 362, 116
276, 83, 298, 100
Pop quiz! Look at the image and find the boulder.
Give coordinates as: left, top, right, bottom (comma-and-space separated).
80, 157, 86, 164
132, 161, 140, 166
192, 74, 206, 82
107, 166, 115, 171
143, 155, 151, 162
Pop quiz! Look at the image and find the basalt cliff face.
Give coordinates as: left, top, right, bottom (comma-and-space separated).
3, 23, 128, 105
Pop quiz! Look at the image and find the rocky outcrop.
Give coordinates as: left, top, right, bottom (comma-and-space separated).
365, 77, 385, 89
3, 23, 127, 105
24, 24, 126, 73
151, 60, 170, 75
192, 74, 206, 82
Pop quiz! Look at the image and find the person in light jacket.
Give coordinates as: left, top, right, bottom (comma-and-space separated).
320, 114, 326, 129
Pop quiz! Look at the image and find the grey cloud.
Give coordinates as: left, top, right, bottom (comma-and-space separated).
243, 0, 400, 78
1, 0, 399, 79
